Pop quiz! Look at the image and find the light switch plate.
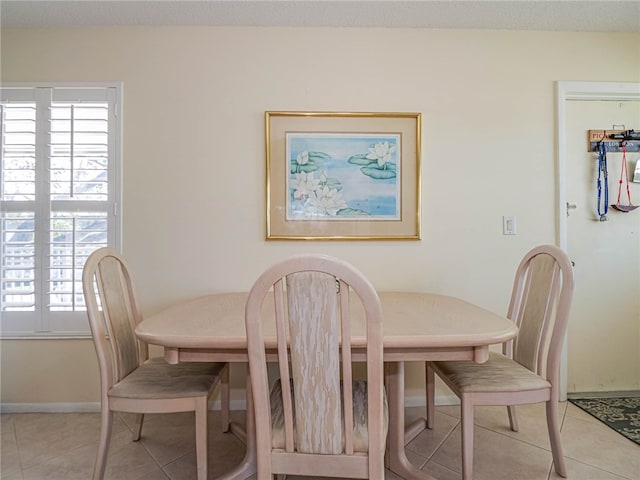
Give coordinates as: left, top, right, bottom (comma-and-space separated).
503, 215, 517, 235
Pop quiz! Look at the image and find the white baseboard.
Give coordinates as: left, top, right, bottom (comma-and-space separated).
567, 390, 640, 399
0, 400, 243, 414
1, 393, 460, 414
406, 392, 459, 407
1, 402, 102, 413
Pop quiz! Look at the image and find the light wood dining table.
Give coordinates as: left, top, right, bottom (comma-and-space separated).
135, 291, 517, 480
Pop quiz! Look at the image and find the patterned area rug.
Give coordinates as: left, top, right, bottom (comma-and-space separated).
569, 397, 640, 445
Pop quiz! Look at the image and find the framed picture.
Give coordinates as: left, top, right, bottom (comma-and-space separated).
266, 111, 421, 240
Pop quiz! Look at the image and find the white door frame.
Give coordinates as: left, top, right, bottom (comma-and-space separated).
555, 81, 640, 399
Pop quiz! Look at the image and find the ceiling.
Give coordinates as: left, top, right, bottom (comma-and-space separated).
1, 0, 639, 32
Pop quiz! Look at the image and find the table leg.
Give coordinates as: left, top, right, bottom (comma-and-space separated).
217, 372, 257, 480
386, 361, 439, 480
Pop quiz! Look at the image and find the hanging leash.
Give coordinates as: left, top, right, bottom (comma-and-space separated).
597, 140, 609, 221
611, 142, 638, 212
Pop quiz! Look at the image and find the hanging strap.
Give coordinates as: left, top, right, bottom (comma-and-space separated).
597, 141, 608, 221
615, 143, 634, 207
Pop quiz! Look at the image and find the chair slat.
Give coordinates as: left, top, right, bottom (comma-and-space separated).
287, 271, 342, 455
515, 253, 556, 373
97, 257, 139, 380
340, 279, 354, 455
536, 263, 561, 374
274, 279, 295, 453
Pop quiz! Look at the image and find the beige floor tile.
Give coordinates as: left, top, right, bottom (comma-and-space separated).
383, 467, 407, 480
564, 401, 603, 425
471, 403, 560, 451
404, 406, 429, 425
103, 441, 171, 480
561, 414, 640, 479
138, 419, 199, 466
0, 471, 23, 480
435, 405, 462, 420
1, 414, 17, 432
1, 428, 22, 478
549, 456, 634, 480
20, 443, 98, 480
406, 411, 459, 460
161, 434, 246, 480
2, 403, 637, 480
15, 413, 129, 470
207, 435, 247, 479
160, 412, 246, 480
431, 424, 554, 480
405, 447, 429, 470
420, 461, 462, 480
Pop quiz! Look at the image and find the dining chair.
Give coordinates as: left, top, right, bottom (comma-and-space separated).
245, 254, 388, 480
82, 247, 230, 480
425, 244, 574, 479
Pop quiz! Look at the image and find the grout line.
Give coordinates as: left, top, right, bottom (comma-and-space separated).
425, 415, 460, 463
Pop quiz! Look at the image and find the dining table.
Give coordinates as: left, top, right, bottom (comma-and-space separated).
135, 290, 517, 480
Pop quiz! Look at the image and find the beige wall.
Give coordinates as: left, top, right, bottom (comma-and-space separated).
1, 26, 639, 409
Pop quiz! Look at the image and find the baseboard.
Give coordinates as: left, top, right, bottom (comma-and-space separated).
0, 399, 245, 414
406, 392, 459, 407
568, 390, 640, 399
9, 392, 638, 414
0, 402, 102, 413
1, 393, 460, 414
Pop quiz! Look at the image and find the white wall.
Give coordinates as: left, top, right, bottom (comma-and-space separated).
1, 26, 639, 408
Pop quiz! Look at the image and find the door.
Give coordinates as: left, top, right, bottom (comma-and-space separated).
565, 98, 640, 393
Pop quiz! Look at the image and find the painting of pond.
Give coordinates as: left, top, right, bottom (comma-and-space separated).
285, 133, 401, 221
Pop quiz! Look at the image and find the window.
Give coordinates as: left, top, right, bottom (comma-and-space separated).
1, 84, 121, 337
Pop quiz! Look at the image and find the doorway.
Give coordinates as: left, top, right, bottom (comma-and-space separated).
557, 81, 640, 398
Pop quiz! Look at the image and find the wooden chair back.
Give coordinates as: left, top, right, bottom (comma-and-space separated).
83, 248, 147, 392
505, 244, 575, 384
245, 254, 386, 480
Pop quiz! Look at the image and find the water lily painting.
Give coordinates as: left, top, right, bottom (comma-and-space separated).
266, 111, 421, 240
286, 133, 401, 220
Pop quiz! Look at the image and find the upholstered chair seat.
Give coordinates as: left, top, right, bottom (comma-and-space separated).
109, 357, 227, 399
433, 352, 551, 394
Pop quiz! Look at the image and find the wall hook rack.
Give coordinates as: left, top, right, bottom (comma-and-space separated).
588, 129, 640, 152
608, 129, 640, 141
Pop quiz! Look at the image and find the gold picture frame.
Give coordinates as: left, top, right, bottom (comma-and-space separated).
266, 111, 421, 240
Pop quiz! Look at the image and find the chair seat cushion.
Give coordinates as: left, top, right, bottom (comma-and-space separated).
109, 357, 225, 399
433, 352, 551, 393
270, 379, 388, 453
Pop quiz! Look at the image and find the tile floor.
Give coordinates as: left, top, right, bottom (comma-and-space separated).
1, 402, 639, 480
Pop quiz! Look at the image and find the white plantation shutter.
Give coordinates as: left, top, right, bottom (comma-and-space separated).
1, 84, 121, 336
